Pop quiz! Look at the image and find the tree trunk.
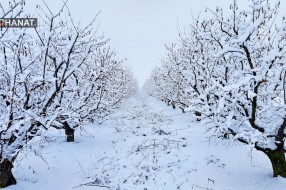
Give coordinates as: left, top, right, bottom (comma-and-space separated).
266, 150, 286, 178
0, 159, 16, 188
63, 122, 75, 142
195, 111, 201, 121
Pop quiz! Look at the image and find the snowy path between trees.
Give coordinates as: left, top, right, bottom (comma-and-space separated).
6, 94, 286, 190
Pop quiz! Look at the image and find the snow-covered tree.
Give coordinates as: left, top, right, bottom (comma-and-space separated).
0, 0, 36, 188
33, 2, 137, 142
32, 2, 105, 142
197, 0, 286, 177
146, 0, 286, 178
145, 44, 190, 112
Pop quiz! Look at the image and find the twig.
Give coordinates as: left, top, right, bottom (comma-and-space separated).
192, 184, 209, 190
123, 173, 134, 183
74, 159, 87, 176
72, 182, 110, 188
136, 153, 149, 167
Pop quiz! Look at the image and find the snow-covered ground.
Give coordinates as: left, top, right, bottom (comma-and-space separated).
6, 94, 286, 190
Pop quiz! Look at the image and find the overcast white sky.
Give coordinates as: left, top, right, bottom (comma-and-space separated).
26, 0, 286, 87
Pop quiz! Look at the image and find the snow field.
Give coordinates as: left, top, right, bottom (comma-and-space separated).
7, 94, 286, 190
